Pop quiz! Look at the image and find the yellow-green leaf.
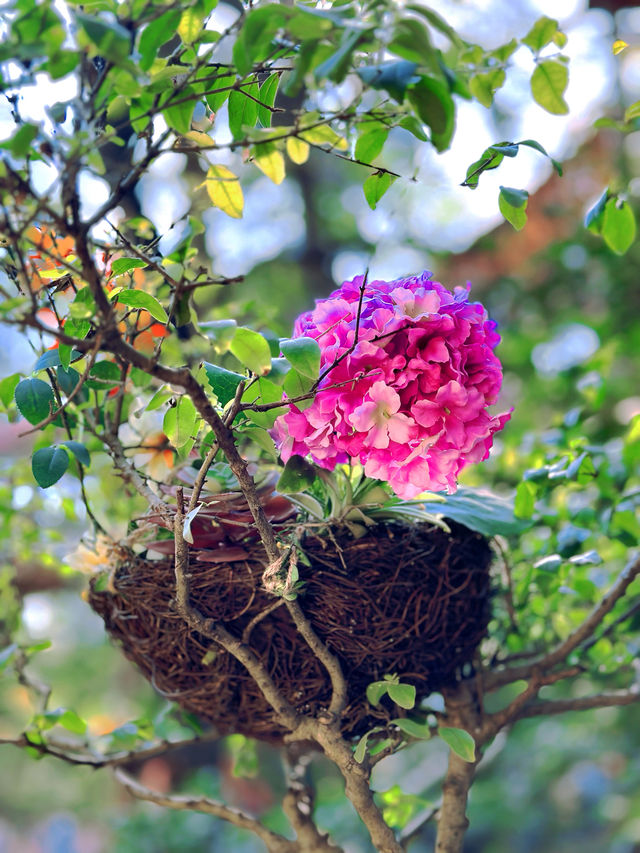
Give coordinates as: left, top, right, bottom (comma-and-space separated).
299, 123, 348, 151
530, 61, 569, 115
178, 8, 202, 44
252, 144, 285, 184
286, 137, 310, 164
613, 39, 628, 55
624, 100, 640, 123
230, 327, 272, 375
185, 130, 215, 148
202, 165, 244, 219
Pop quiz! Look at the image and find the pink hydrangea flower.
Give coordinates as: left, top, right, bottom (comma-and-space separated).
272, 272, 512, 498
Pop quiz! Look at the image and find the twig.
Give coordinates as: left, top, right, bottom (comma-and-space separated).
507, 689, 640, 721
173, 489, 299, 731
285, 599, 348, 719
18, 336, 102, 435
0, 729, 220, 769
485, 556, 640, 691
282, 745, 342, 853
114, 767, 298, 853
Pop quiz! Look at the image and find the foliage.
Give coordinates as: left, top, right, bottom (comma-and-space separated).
0, 1, 639, 852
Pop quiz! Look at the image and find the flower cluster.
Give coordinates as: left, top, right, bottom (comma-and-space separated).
272, 272, 511, 498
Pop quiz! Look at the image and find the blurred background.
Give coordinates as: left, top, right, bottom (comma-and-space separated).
1, 0, 640, 850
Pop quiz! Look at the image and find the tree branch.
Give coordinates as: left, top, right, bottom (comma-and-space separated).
114, 767, 298, 853
435, 751, 476, 853
285, 599, 348, 719
486, 556, 640, 691
282, 745, 342, 853
509, 688, 640, 722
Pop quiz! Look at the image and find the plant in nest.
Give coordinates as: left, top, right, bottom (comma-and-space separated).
88, 271, 515, 747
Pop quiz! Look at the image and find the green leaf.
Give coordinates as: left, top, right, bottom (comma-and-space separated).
517, 139, 562, 175
242, 377, 282, 428
32, 446, 70, 488
514, 481, 537, 519
230, 328, 272, 375
469, 69, 506, 108
85, 361, 121, 391
202, 362, 245, 406
422, 486, 529, 537
602, 197, 636, 254
363, 172, 397, 210
69, 287, 96, 320
315, 28, 364, 83
366, 681, 389, 706
139, 9, 181, 70
61, 440, 90, 467
64, 316, 92, 340
228, 82, 259, 141
439, 727, 476, 762
15, 377, 54, 425
386, 682, 416, 710
354, 728, 382, 764
200, 319, 238, 352
499, 186, 528, 208
57, 709, 87, 735
408, 76, 455, 151
0, 373, 21, 408
258, 73, 279, 128
163, 396, 198, 448
530, 60, 569, 115
283, 369, 314, 408
405, 4, 462, 47
111, 257, 148, 276
499, 186, 528, 230
0, 123, 39, 157
75, 12, 130, 64
279, 337, 320, 379
117, 290, 168, 323
56, 366, 82, 396
399, 115, 428, 141
391, 717, 432, 739
276, 455, 317, 493
522, 16, 560, 52
146, 387, 172, 412
355, 127, 389, 163
163, 87, 196, 135
205, 73, 235, 113
33, 349, 81, 372
389, 19, 437, 70
356, 60, 419, 102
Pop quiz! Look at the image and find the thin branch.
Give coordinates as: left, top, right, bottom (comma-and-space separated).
285, 599, 348, 719
173, 490, 299, 731
510, 688, 640, 722
486, 556, 640, 691
18, 336, 102, 435
282, 745, 342, 853
0, 729, 220, 769
114, 767, 298, 853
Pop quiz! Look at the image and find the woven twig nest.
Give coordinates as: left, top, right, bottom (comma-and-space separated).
89, 506, 493, 744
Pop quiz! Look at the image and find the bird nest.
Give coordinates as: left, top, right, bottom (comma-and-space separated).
89, 512, 493, 744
